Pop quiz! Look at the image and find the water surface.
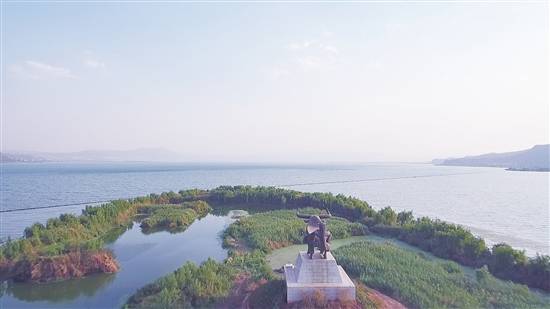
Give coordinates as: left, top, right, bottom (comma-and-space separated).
0, 214, 233, 308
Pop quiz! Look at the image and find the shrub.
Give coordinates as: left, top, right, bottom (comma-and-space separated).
125, 258, 235, 308
223, 209, 367, 253
334, 241, 548, 309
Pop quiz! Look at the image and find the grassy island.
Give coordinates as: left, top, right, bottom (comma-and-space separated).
2, 185, 549, 307
221, 209, 549, 308
125, 202, 549, 308
0, 196, 213, 282
0, 200, 137, 282
205, 186, 549, 292
138, 201, 211, 233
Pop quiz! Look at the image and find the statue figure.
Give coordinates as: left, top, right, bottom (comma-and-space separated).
297, 210, 332, 259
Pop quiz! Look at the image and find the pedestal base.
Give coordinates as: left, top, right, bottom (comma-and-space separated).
284, 251, 356, 303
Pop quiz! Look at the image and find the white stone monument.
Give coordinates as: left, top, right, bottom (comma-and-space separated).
284, 251, 356, 303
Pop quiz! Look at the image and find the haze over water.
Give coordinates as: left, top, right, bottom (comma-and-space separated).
1, 162, 547, 256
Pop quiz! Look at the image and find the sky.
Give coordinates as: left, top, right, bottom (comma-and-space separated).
1, 2, 548, 162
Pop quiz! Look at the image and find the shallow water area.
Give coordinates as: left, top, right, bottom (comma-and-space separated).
0, 214, 233, 308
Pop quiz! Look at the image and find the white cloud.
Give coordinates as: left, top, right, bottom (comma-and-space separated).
82, 51, 106, 69
296, 56, 322, 70
287, 40, 315, 51
287, 39, 338, 55
265, 67, 290, 80
320, 44, 339, 54
10, 61, 76, 80
287, 34, 339, 71
84, 59, 105, 69
264, 32, 339, 78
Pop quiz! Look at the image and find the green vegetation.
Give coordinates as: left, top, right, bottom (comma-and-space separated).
2, 185, 548, 291
207, 185, 376, 221
371, 212, 489, 266
138, 201, 211, 233
226, 250, 274, 281
1, 200, 137, 261
0, 192, 212, 283
355, 282, 382, 309
125, 250, 274, 308
247, 279, 286, 309
334, 241, 549, 309
489, 243, 550, 292
207, 186, 549, 291
124, 258, 236, 308
371, 211, 550, 291
223, 209, 366, 253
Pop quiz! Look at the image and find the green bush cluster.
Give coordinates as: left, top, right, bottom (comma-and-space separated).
371, 214, 549, 291
2, 185, 548, 291
140, 207, 198, 233
0, 194, 212, 263
125, 251, 274, 308
124, 258, 236, 308
223, 209, 367, 253
138, 201, 212, 233
208, 185, 376, 221
225, 250, 274, 281
334, 241, 549, 309
132, 189, 209, 205
210, 186, 549, 291
0, 200, 136, 261
247, 280, 286, 309
184, 200, 211, 217
371, 215, 489, 266
489, 243, 550, 291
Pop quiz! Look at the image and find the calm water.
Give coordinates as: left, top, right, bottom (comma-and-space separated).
0, 162, 548, 256
0, 214, 233, 308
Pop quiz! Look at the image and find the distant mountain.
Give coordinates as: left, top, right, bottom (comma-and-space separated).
433, 145, 550, 171
0, 152, 47, 163
1, 148, 186, 163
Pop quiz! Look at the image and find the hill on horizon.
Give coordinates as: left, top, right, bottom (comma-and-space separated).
0, 148, 185, 163
434, 144, 550, 171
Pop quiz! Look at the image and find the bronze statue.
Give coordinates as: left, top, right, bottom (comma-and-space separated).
297, 210, 332, 259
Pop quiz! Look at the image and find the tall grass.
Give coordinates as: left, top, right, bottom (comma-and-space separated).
124, 258, 235, 308
334, 241, 549, 309
138, 201, 211, 233
125, 251, 273, 308
223, 208, 367, 253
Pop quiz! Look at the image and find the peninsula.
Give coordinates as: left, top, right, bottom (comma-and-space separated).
433, 144, 549, 171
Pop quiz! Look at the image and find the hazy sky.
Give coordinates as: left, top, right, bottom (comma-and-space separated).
2, 2, 548, 162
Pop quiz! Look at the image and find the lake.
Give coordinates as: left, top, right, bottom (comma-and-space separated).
1, 162, 548, 257
0, 214, 234, 308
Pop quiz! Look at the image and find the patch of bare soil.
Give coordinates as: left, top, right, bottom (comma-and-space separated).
366, 288, 407, 309
355, 280, 407, 309
220, 274, 407, 309
0, 250, 119, 283
218, 273, 264, 309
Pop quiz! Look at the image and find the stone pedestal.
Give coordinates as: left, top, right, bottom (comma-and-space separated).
284, 251, 355, 303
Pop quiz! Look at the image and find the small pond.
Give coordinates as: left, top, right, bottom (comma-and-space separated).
0, 214, 235, 308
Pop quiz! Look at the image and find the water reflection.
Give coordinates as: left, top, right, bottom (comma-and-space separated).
5, 273, 115, 303
0, 214, 233, 308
